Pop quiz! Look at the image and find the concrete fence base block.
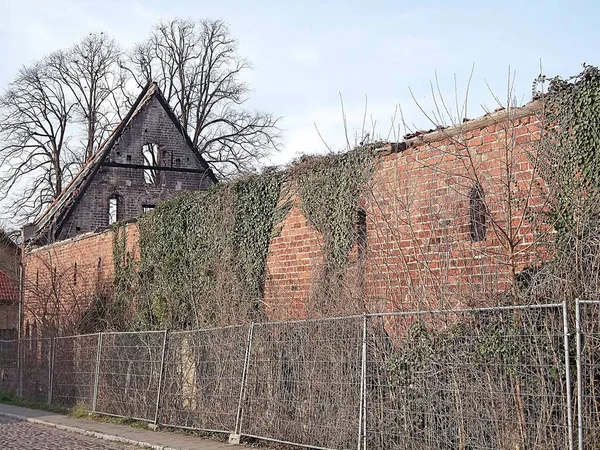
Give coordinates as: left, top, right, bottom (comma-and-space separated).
228, 433, 240, 445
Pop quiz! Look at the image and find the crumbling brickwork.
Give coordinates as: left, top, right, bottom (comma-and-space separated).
58, 96, 213, 240
263, 106, 544, 317
23, 223, 139, 336
23, 105, 546, 333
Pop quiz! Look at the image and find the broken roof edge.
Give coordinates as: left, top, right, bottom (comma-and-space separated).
32, 81, 157, 235
29, 81, 218, 243
377, 99, 542, 155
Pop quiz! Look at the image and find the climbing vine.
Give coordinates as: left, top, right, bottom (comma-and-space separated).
120, 172, 285, 330
534, 65, 600, 300
542, 65, 600, 239
293, 146, 374, 275
292, 146, 374, 311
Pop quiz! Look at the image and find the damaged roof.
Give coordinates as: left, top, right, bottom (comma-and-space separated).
30, 82, 218, 243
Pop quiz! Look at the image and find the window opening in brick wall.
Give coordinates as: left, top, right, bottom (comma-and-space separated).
143, 204, 156, 214
142, 143, 161, 185
108, 196, 119, 225
357, 207, 367, 258
469, 184, 487, 242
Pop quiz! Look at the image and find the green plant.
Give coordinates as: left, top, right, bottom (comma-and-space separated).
115, 172, 286, 329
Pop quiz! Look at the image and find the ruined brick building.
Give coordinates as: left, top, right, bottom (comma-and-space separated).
26, 82, 217, 244
21, 82, 217, 335
21, 96, 545, 335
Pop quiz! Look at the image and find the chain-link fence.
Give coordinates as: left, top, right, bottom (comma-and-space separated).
52, 333, 100, 408
96, 331, 166, 422
0, 339, 18, 393
575, 299, 600, 450
159, 325, 249, 433
366, 305, 570, 450
0, 302, 593, 450
241, 317, 363, 449
21, 338, 51, 402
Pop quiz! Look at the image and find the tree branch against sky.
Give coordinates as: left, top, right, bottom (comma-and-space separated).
127, 19, 281, 178
0, 19, 282, 225
0, 62, 78, 223
46, 32, 126, 162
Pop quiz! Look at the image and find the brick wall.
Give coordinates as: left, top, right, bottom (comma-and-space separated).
23, 105, 546, 333
262, 105, 544, 316
23, 223, 138, 336
59, 95, 213, 240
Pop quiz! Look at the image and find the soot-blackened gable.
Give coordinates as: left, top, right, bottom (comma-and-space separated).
31, 82, 217, 244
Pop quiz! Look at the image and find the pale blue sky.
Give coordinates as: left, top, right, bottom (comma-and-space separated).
0, 0, 597, 166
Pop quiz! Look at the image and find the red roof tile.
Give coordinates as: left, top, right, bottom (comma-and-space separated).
0, 270, 18, 303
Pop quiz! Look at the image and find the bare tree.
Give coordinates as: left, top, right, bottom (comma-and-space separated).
47, 33, 126, 161
0, 33, 126, 223
128, 19, 281, 178
0, 63, 78, 222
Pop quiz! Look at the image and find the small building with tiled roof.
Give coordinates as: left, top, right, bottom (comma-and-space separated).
26, 82, 217, 245
0, 232, 18, 340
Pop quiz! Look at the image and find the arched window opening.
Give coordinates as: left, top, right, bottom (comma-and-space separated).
108, 196, 119, 225
469, 184, 487, 242
357, 207, 367, 258
142, 143, 161, 185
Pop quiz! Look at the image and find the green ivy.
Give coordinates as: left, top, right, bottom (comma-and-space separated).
293, 146, 374, 277
110, 145, 374, 328
543, 65, 600, 241
114, 172, 285, 330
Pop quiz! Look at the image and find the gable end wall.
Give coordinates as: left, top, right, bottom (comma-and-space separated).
59, 96, 213, 240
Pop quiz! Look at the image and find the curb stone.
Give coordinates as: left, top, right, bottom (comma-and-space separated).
0, 411, 180, 450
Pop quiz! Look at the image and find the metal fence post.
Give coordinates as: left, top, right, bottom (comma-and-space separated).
92, 332, 103, 413
357, 314, 368, 450
153, 330, 169, 426
575, 299, 583, 450
48, 337, 55, 404
563, 300, 575, 450
18, 339, 23, 398
231, 322, 254, 444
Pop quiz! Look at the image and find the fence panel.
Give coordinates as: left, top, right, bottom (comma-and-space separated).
21, 338, 51, 402
241, 316, 363, 450
96, 331, 164, 421
0, 340, 18, 393
52, 334, 99, 408
576, 300, 600, 449
159, 325, 249, 433
366, 305, 569, 450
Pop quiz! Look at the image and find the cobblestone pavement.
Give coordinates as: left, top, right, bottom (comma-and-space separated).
0, 416, 138, 450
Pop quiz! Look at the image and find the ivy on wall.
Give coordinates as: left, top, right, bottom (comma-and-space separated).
534, 64, 600, 300
110, 145, 375, 329
114, 172, 285, 330
543, 65, 600, 239
292, 146, 375, 312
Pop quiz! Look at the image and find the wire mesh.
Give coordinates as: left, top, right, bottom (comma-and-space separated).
0, 339, 18, 393
51, 333, 99, 408
7, 303, 576, 450
21, 338, 51, 402
241, 316, 363, 450
96, 331, 164, 421
366, 306, 569, 450
159, 325, 249, 433
576, 300, 600, 448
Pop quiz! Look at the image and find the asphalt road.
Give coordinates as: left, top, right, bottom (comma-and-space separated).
0, 416, 138, 450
